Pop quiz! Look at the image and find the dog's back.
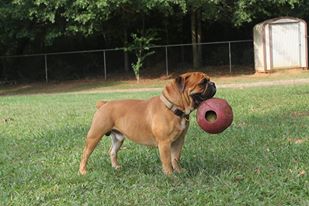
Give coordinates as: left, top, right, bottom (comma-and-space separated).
96, 101, 107, 109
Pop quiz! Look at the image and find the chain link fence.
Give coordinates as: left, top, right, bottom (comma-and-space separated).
0, 40, 254, 83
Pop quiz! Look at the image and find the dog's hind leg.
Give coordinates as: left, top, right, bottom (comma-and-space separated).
79, 129, 106, 175
109, 131, 125, 169
79, 111, 113, 175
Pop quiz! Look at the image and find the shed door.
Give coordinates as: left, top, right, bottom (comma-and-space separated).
270, 23, 300, 68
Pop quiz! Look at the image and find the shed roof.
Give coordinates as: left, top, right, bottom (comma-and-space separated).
255, 16, 306, 28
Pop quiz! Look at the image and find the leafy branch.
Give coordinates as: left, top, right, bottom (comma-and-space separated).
125, 30, 158, 82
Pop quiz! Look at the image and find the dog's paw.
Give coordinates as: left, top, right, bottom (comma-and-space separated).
163, 168, 174, 176
79, 169, 87, 176
112, 164, 122, 170
174, 167, 187, 174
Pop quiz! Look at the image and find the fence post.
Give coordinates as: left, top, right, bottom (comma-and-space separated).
103, 51, 107, 80
44, 54, 48, 83
228, 42, 232, 73
165, 46, 169, 76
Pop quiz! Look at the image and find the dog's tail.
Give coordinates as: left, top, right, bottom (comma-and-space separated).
96, 100, 108, 109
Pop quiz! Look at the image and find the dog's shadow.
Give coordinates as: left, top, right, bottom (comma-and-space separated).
181, 155, 239, 177
109, 146, 240, 177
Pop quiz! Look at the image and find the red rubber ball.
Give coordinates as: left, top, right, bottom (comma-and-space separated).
196, 98, 233, 134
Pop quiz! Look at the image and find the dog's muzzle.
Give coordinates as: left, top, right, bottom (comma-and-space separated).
191, 81, 216, 107
203, 81, 216, 99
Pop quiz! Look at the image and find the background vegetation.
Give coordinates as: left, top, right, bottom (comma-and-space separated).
1, 0, 309, 54
1, 0, 309, 81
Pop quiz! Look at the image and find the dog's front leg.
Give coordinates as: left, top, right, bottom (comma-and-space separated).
158, 142, 173, 175
171, 135, 185, 173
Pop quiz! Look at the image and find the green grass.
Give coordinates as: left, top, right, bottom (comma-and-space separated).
1, 84, 309, 205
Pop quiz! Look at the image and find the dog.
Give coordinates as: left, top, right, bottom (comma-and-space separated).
79, 72, 216, 175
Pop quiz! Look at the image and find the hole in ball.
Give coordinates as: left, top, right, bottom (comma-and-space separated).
205, 110, 217, 122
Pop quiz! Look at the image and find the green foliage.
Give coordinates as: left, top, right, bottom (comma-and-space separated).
125, 30, 157, 81
0, 0, 309, 55
232, 0, 303, 26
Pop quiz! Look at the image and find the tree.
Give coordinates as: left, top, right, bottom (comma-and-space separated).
1, 0, 309, 82
186, 0, 225, 69
125, 30, 157, 82
231, 0, 304, 26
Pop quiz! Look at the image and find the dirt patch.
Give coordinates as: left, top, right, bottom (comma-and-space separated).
218, 78, 309, 89
1, 69, 308, 96
291, 112, 309, 118
288, 138, 308, 144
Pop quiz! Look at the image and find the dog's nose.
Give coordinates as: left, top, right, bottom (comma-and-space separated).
209, 81, 216, 96
204, 81, 216, 99
209, 81, 216, 89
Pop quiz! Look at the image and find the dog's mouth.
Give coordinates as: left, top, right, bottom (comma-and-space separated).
191, 81, 216, 108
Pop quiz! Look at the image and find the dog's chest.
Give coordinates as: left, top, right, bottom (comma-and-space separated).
177, 118, 189, 131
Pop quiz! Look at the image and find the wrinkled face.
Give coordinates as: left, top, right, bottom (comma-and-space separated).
175, 72, 216, 108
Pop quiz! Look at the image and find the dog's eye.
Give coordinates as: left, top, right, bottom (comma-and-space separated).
199, 79, 209, 87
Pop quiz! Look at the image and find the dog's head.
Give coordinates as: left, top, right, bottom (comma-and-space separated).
174, 72, 216, 108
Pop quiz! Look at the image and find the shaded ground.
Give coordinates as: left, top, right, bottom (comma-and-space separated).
0, 69, 308, 96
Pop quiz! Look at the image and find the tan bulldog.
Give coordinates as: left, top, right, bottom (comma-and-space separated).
79, 72, 216, 175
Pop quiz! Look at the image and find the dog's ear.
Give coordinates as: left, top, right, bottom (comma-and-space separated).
175, 76, 185, 92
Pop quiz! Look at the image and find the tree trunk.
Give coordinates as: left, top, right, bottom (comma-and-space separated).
124, 29, 129, 72
197, 8, 202, 67
165, 19, 169, 44
191, 10, 198, 69
181, 16, 185, 68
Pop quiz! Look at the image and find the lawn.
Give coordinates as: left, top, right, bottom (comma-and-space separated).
0, 83, 309, 205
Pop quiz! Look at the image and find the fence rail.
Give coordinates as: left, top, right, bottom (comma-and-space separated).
0, 40, 254, 82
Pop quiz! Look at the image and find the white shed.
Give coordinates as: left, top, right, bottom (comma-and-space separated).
253, 17, 308, 72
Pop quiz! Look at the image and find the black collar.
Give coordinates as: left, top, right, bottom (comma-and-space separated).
160, 94, 190, 119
